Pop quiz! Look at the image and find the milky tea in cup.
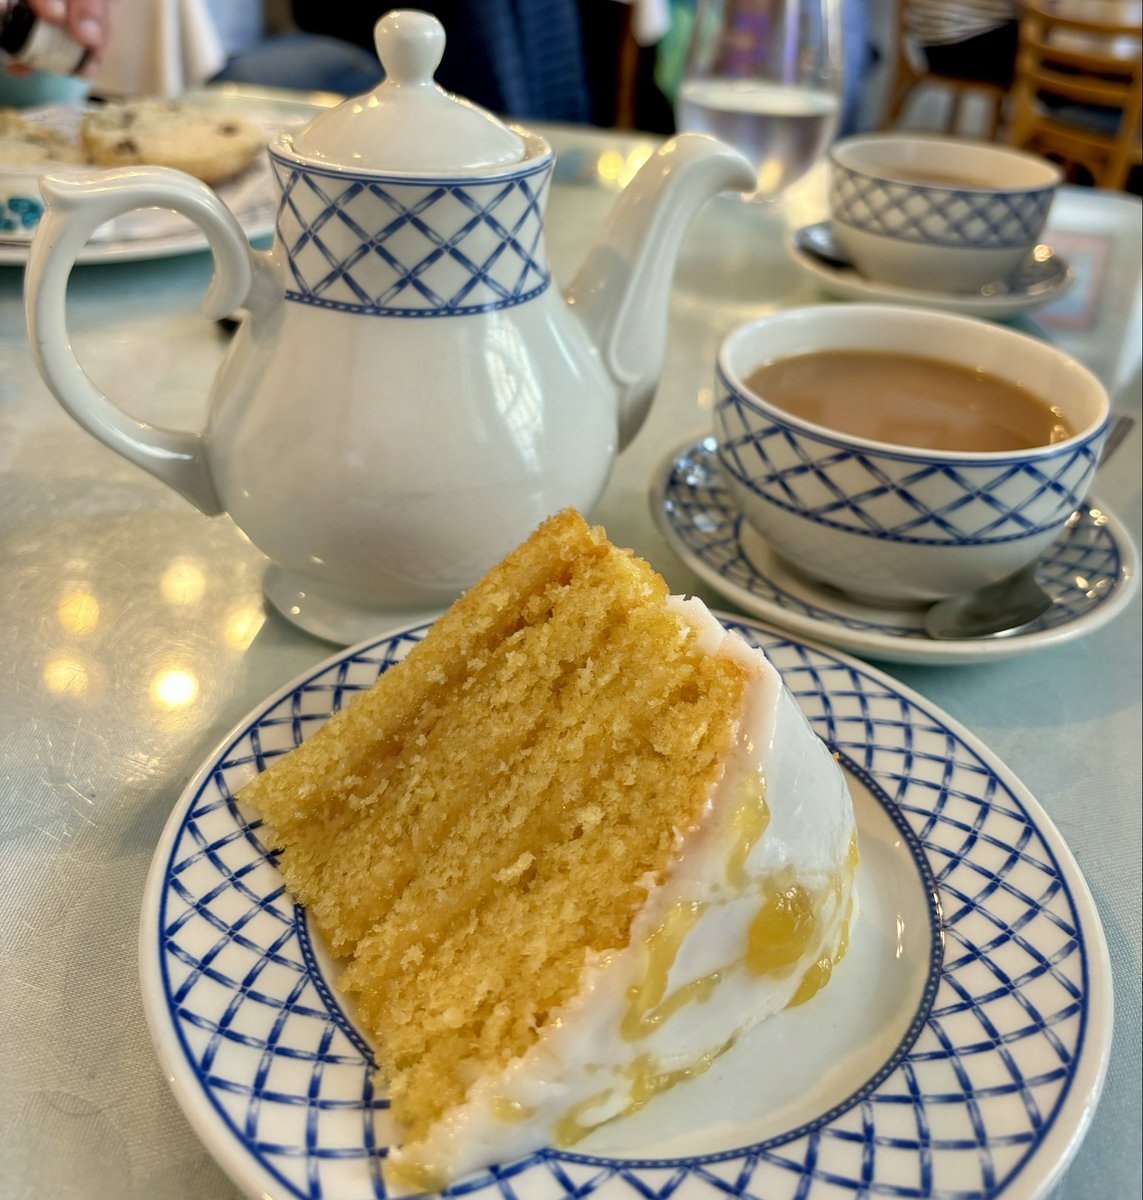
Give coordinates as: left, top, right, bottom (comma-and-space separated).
715, 305, 1108, 605
742, 350, 1074, 454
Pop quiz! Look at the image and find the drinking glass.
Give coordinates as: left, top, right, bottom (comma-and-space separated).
675, 0, 843, 199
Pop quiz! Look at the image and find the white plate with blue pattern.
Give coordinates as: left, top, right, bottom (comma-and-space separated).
652, 437, 1138, 666
140, 615, 1112, 1200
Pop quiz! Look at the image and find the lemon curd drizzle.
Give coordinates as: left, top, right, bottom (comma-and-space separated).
726, 768, 770, 889
617, 799, 860, 1049
621, 899, 713, 1041
499, 808, 860, 1152
386, 1156, 449, 1194
788, 895, 856, 1008
787, 837, 859, 1008
746, 879, 817, 976
554, 1038, 738, 1146
490, 1096, 537, 1123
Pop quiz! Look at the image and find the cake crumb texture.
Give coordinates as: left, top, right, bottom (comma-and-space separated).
241, 511, 748, 1142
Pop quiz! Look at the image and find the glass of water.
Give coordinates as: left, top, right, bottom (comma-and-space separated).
675, 0, 842, 199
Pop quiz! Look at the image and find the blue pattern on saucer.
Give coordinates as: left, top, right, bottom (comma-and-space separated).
716, 374, 1104, 546
0, 195, 43, 233
270, 153, 552, 317
150, 617, 1097, 1200
660, 438, 1126, 638
830, 164, 1054, 248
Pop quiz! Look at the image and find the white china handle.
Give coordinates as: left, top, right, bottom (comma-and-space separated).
25, 167, 262, 516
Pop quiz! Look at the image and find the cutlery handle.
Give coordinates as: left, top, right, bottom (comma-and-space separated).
24, 166, 260, 515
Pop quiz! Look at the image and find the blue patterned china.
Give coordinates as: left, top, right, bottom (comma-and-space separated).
0, 175, 43, 237
652, 437, 1138, 665
23, 10, 754, 640
0, 108, 87, 242
787, 222, 1075, 319
139, 617, 1113, 1198
715, 304, 1108, 606
829, 135, 1061, 293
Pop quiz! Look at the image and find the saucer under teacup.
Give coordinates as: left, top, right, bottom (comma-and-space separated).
787, 221, 1074, 318
651, 437, 1139, 666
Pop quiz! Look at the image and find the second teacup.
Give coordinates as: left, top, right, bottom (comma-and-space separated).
714, 304, 1109, 606
829, 135, 1062, 293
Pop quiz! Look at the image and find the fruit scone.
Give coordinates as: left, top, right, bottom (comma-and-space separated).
80, 99, 263, 184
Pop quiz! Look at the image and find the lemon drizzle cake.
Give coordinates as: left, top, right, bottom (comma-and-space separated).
241, 510, 857, 1190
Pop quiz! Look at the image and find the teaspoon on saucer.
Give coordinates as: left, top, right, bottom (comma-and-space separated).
923, 414, 1135, 640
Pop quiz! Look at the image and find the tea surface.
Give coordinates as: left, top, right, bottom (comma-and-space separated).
882, 168, 995, 188
743, 350, 1073, 452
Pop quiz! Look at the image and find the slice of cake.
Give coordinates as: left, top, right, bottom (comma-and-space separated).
241, 510, 857, 1191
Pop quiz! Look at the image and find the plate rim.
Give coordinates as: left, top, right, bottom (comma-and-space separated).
651, 435, 1140, 666
139, 615, 1114, 1200
784, 226, 1075, 317
0, 211, 276, 266
137, 623, 426, 1200
0, 100, 280, 266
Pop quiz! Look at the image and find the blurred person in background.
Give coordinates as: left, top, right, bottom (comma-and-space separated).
11, 0, 111, 64
907, 0, 1022, 87
205, 0, 384, 95
290, 0, 591, 121
1, 0, 110, 105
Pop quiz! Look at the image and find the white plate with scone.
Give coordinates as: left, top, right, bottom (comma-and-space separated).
0, 100, 278, 264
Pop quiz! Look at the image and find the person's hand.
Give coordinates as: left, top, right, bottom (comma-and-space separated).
29, 0, 111, 57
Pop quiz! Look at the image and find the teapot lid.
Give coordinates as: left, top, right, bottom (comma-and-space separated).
286, 10, 527, 173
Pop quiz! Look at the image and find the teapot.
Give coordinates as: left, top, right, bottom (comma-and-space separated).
25, 10, 754, 642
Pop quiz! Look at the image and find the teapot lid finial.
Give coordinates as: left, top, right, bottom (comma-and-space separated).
285, 9, 526, 173
374, 9, 444, 85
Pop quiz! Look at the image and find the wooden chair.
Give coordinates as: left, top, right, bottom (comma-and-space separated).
1007, 2, 1142, 189
882, 0, 1008, 138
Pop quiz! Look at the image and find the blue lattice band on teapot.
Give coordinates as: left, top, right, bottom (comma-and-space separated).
270, 153, 553, 317
715, 377, 1103, 546
829, 163, 1054, 248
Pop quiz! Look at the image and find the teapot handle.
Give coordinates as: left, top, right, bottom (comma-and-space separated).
24, 167, 264, 516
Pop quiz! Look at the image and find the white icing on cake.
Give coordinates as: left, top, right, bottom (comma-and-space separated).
386, 596, 857, 1191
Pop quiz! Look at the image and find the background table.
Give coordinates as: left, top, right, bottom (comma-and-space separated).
0, 96, 1139, 1199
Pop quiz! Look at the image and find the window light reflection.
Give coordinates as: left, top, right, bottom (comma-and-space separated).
596, 147, 652, 188
224, 604, 265, 651
58, 591, 100, 635
151, 668, 199, 710
160, 559, 207, 605
757, 159, 783, 195
43, 654, 90, 695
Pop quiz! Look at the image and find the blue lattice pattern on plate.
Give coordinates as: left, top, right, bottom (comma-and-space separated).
156, 617, 1091, 1199
715, 381, 1102, 546
661, 439, 1124, 637
829, 166, 1054, 248
269, 153, 552, 317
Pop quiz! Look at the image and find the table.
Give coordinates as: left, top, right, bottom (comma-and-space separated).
0, 96, 1139, 1200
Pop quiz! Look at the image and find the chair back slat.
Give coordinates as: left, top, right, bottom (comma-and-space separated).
1008, 1, 1142, 188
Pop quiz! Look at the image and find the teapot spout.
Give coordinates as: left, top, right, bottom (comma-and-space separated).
565, 134, 755, 450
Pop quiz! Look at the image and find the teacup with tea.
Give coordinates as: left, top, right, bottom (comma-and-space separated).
714, 304, 1108, 605
828, 135, 1062, 292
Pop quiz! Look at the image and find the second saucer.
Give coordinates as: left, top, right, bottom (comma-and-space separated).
787, 221, 1074, 319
